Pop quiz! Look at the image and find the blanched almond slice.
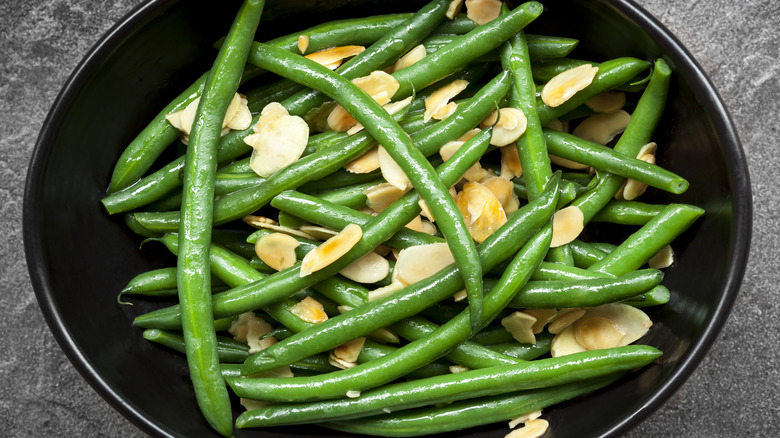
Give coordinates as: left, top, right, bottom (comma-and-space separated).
465, 0, 502, 25
508, 410, 543, 429
548, 308, 586, 335
522, 309, 559, 334
368, 282, 405, 302
446, 0, 464, 19
439, 141, 489, 182
424, 79, 469, 122
339, 251, 390, 284
501, 311, 537, 345
457, 128, 482, 142
481, 108, 528, 146
393, 44, 426, 71
242, 215, 316, 240
328, 353, 358, 370
432, 101, 458, 120
250, 336, 277, 354
573, 303, 652, 350
378, 146, 411, 191
328, 71, 400, 132
254, 102, 289, 134
322, 59, 343, 70
455, 182, 508, 243
229, 312, 272, 343
648, 244, 674, 269
348, 96, 412, 135
551, 206, 584, 247
300, 223, 363, 277
551, 325, 588, 357
421, 219, 437, 236
572, 110, 631, 145
637, 141, 658, 157
370, 327, 401, 344
299, 225, 338, 241
481, 176, 520, 214
240, 398, 270, 412
305, 45, 365, 68
549, 154, 589, 170
364, 183, 407, 213
585, 91, 626, 113
346, 390, 361, 398
297, 35, 309, 54
394, 242, 455, 285
500, 144, 524, 179
622, 153, 655, 200
175, 97, 199, 135
541, 64, 599, 108
506, 419, 549, 438
254, 233, 300, 271
290, 296, 328, 323
247, 115, 309, 177
226, 94, 252, 130
345, 146, 380, 174
333, 337, 366, 363
223, 93, 246, 129
405, 215, 424, 232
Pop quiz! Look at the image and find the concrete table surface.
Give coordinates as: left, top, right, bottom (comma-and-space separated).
1, 0, 777, 436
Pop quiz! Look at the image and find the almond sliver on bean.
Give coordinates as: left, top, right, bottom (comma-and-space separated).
368, 282, 405, 302
290, 296, 328, 323
446, 0, 464, 19
248, 115, 309, 177
551, 205, 584, 247
481, 107, 528, 146
297, 35, 309, 54
424, 79, 469, 122
364, 182, 407, 213
345, 146, 380, 174
300, 223, 363, 277
378, 145, 411, 191
465, 0, 502, 25
572, 109, 631, 145
585, 91, 626, 113
506, 419, 549, 438
339, 251, 390, 284
439, 140, 488, 182
501, 311, 537, 345
433, 101, 458, 120
637, 141, 658, 157
500, 144, 523, 179
548, 308, 586, 334
305, 45, 365, 68
523, 309, 559, 334
333, 337, 366, 363
541, 64, 599, 108
622, 153, 655, 200
456, 182, 507, 243
328, 71, 400, 132
242, 215, 316, 240
648, 244, 674, 269
394, 242, 455, 285
550, 325, 588, 357
254, 102, 289, 134
393, 44, 426, 72
254, 233, 300, 271
480, 176, 520, 214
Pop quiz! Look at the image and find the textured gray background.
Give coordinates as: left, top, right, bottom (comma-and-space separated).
1, 0, 778, 437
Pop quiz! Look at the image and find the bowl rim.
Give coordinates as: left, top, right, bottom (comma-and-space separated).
24, 0, 752, 437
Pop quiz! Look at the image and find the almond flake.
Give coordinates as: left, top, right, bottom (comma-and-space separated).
480, 176, 520, 214
328, 71, 400, 131
446, 0, 464, 19
541, 64, 599, 108
550, 206, 584, 247
500, 145, 524, 179
300, 223, 363, 276
505, 419, 549, 438
393, 44, 426, 72
424, 79, 469, 122
439, 141, 488, 182
243, 215, 316, 240
254, 102, 289, 134
481, 108, 528, 146
364, 182, 407, 213
621, 153, 655, 200
548, 308, 586, 335
305, 45, 365, 68
297, 35, 310, 54
333, 337, 366, 362
432, 101, 458, 120
368, 282, 406, 302
378, 146, 411, 191
254, 233, 300, 271
345, 146, 381, 174
585, 91, 626, 113
572, 110, 631, 145
339, 251, 390, 284
549, 154, 589, 170
648, 244, 674, 269
501, 311, 537, 345
348, 96, 412, 135
394, 242, 456, 285
290, 296, 328, 323
247, 115, 309, 177
465, 0, 502, 25
298, 225, 338, 241
449, 365, 470, 374
508, 410, 543, 429
455, 182, 508, 243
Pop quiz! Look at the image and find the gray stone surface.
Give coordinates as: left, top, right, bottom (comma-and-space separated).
1, 0, 777, 437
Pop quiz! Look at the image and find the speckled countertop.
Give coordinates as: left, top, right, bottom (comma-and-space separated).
1, 0, 778, 436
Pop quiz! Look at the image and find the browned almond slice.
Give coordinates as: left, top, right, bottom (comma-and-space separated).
378, 146, 411, 190
297, 35, 309, 54
305, 45, 365, 68
432, 101, 458, 120
300, 223, 363, 277
455, 182, 508, 242
481, 108, 528, 146
480, 176, 520, 214
541, 64, 599, 108
569, 303, 652, 352
424, 79, 469, 122
550, 325, 588, 357
394, 242, 455, 285
290, 296, 328, 323
500, 145, 524, 179
345, 146, 380, 174
572, 110, 631, 145
247, 115, 309, 177
254, 233, 300, 271
523, 309, 559, 334
332, 337, 366, 363
465, 0, 502, 25
393, 44, 426, 72
446, 0, 464, 19
551, 206, 584, 247
368, 282, 405, 302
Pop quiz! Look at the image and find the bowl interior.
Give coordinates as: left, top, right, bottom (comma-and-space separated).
25, 0, 750, 437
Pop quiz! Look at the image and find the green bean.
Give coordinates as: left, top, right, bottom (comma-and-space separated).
324, 375, 621, 436
624, 285, 671, 308
588, 203, 704, 276
471, 324, 516, 345
531, 57, 592, 83
312, 181, 379, 209
143, 329, 249, 363
569, 239, 610, 268
508, 268, 663, 308
531, 261, 607, 281
118, 267, 178, 303
424, 33, 578, 60
240, 174, 560, 375
357, 340, 453, 379
244, 78, 304, 113
233, 345, 660, 427
590, 241, 618, 254
297, 169, 381, 193
590, 200, 666, 225
488, 332, 554, 360
432, 14, 477, 34
546, 244, 575, 266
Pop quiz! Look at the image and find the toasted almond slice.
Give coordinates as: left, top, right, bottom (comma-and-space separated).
369, 327, 400, 344
508, 410, 543, 429
449, 365, 470, 374
248, 115, 309, 177
254, 102, 289, 134
585, 91, 626, 113
522, 309, 559, 334
290, 296, 328, 323
254, 233, 300, 271
164, 110, 184, 131
551, 206, 584, 247
501, 311, 537, 345
480, 176, 520, 214
364, 182, 407, 213
549, 154, 589, 170
242, 215, 316, 240
322, 59, 343, 70
176, 97, 200, 135
229, 312, 272, 343
500, 144, 524, 179
446, 0, 464, 19
327, 71, 400, 132
346, 146, 381, 173
421, 219, 437, 236
250, 336, 277, 354
339, 251, 390, 284
299, 225, 338, 241
394, 242, 455, 285
300, 223, 363, 277
305, 45, 365, 68
481, 108, 528, 146
622, 153, 655, 200
439, 141, 489, 182
572, 110, 631, 145
405, 215, 424, 232
328, 352, 358, 370
297, 35, 310, 54
506, 419, 549, 438
573, 303, 652, 350
348, 96, 412, 135
550, 325, 588, 357
337, 305, 353, 314
368, 281, 406, 302
424, 79, 469, 122
541, 64, 599, 108
333, 337, 366, 362
548, 308, 587, 335
456, 182, 508, 243
465, 0, 502, 25
432, 101, 458, 120
573, 315, 627, 350
637, 141, 658, 157
378, 146, 411, 191
648, 244, 674, 269
393, 44, 426, 71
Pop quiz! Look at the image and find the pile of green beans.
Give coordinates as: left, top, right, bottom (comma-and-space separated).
102, 1, 706, 436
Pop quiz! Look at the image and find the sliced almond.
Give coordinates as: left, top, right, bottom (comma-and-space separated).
506, 419, 549, 438
405, 215, 424, 232
418, 187, 457, 222
456, 182, 508, 243
378, 146, 411, 191
432, 101, 458, 120
480, 176, 520, 214
348, 96, 412, 135
368, 281, 406, 302
585, 91, 626, 113
229, 312, 272, 343
346, 390, 361, 398
174, 97, 199, 135
551, 206, 584, 247
339, 251, 390, 284
290, 296, 328, 323
369, 327, 400, 344
254, 102, 289, 134
549, 154, 589, 170
637, 142, 658, 157
439, 141, 489, 182
421, 219, 438, 236
247, 115, 309, 177
522, 309, 559, 334
553, 303, 652, 356
446, 0, 464, 19
508, 410, 543, 429
364, 182, 407, 213
240, 398, 270, 412
544, 118, 567, 133
297, 35, 310, 54
452, 290, 468, 302
226, 94, 252, 130
541, 64, 599, 108
393, 44, 426, 72
501, 311, 537, 345
458, 128, 482, 142
394, 242, 455, 285
299, 225, 338, 241
305, 45, 365, 68
648, 244, 674, 269
345, 145, 381, 174
300, 223, 363, 277
242, 215, 316, 240
449, 365, 470, 374
329, 353, 358, 370
424, 79, 469, 122
465, 0, 502, 25
572, 110, 631, 145
167, 93, 251, 136
622, 153, 655, 200
333, 337, 366, 363
251, 336, 277, 354
254, 233, 300, 271
573, 315, 627, 350
548, 308, 586, 335
500, 144, 524, 179
328, 71, 400, 132
481, 107, 528, 147
550, 325, 588, 357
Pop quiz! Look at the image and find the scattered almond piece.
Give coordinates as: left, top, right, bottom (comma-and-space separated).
300, 223, 363, 276
339, 251, 390, 284
393, 44, 426, 71
394, 242, 456, 285
254, 102, 289, 134
522, 309, 559, 334
481, 176, 520, 214
551, 325, 588, 357
290, 296, 328, 323
501, 311, 537, 345
452, 290, 468, 302
240, 398, 270, 412
439, 140, 489, 182
166, 93, 251, 141
548, 308, 586, 334
298, 225, 338, 241
545, 118, 567, 133
421, 219, 438, 236
456, 182, 508, 243
243, 215, 316, 240
254, 233, 300, 271
500, 145, 524, 179
364, 182, 407, 213
305, 45, 365, 68
552, 304, 652, 356
346, 390, 361, 398
505, 419, 549, 438
481, 107, 528, 146
432, 101, 458, 120
541, 64, 599, 108
328, 71, 400, 131
551, 206, 584, 247
424, 79, 469, 122
585, 91, 626, 113
449, 365, 470, 374
446, 0, 464, 19
345, 146, 381, 174
368, 282, 406, 302
378, 146, 411, 191
508, 410, 543, 429
246, 115, 309, 177
549, 154, 589, 170
297, 35, 310, 54
648, 244, 674, 269
622, 153, 656, 200
333, 337, 366, 363
465, 0, 502, 25
637, 142, 658, 157
329, 353, 358, 370
572, 110, 631, 145
348, 96, 412, 135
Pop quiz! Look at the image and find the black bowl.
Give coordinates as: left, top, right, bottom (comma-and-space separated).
25, 0, 751, 437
